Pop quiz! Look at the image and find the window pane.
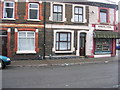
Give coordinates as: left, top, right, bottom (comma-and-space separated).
100, 12, 107, 23
68, 33, 71, 41
58, 14, 62, 21
19, 38, 27, 50
30, 4, 38, 8
68, 42, 71, 50
74, 15, 79, 22
60, 33, 67, 41
78, 7, 83, 14
79, 15, 83, 22
53, 6, 58, 12
4, 8, 13, 18
30, 9, 38, 19
75, 7, 78, 14
19, 31, 26, 37
26, 38, 35, 50
56, 33, 59, 41
53, 13, 57, 21
59, 42, 67, 50
58, 6, 62, 12
5, 2, 13, 7
56, 42, 59, 50
27, 31, 35, 37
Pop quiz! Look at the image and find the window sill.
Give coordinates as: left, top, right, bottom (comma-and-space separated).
50, 20, 66, 23
16, 51, 36, 54
2, 18, 16, 21
55, 51, 73, 53
27, 19, 41, 21
99, 22, 110, 25
72, 21, 86, 24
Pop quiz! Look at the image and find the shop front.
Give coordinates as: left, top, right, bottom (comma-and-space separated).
93, 31, 120, 57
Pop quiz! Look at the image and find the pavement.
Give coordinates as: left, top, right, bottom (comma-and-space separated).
9, 55, 119, 67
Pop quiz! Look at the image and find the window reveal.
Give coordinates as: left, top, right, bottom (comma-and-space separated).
18, 31, 35, 51
4, 2, 14, 19
74, 6, 83, 22
53, 5, 63, 21
100, 9, 108, 23
56, 32, 71, 51
29, 3, 39, 19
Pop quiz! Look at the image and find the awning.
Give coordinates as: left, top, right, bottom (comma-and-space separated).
93, 31, 120, 39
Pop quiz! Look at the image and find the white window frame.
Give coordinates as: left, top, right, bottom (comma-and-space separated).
52, 30, 75, 53
28, 3, 40, 21
3, 1, 15, 20
71, 4, 86, 23
17, 30, 36, 54
49, 2, 66, 22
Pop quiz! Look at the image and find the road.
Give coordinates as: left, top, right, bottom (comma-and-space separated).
2, 60, 118, 88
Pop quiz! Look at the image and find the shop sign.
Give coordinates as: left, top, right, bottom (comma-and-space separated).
95, 25, 114, 30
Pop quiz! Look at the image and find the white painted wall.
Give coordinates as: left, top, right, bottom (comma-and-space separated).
89, 6, 99, 24
118, 1, 120, 22
89, 6, 115, 25
76, 25, 94, 56
109, 9, 115, 24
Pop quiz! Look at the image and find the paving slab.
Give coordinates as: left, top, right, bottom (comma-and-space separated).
9, 56, 119, 67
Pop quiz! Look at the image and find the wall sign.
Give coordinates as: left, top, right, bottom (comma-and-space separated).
95, 25, 114, 30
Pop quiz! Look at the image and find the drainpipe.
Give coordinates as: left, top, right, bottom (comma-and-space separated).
43, 2, 46, 59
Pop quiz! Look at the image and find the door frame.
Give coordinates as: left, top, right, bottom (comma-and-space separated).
76, 31, 88, 56
0, 28, 11, 57
79, 32, 86, 56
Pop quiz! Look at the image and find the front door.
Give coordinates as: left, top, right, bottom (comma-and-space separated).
79, 33, 86, 56
0, 31, 7, 56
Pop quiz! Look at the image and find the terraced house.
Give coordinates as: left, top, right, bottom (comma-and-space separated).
0, 0, 44, 60
0, 0, 119, 60
45, 1, 119, 59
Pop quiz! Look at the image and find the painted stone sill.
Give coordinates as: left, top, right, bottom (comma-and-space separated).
2, 18, 16, 21
27, 19, 41, 21
16, 51, 36, 54
54, 51, 74, 53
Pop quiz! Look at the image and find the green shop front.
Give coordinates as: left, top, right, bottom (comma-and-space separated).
93, 25, 120, 57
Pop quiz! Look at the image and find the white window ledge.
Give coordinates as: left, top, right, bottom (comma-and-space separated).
27, 19, 41, 21
2, 18, 16, 20
94, 54, 111, 58
72, 20, 87, 23
55, 51, 73, 53
16, 51, 36, 54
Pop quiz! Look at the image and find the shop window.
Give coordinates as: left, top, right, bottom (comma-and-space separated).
100, 9, 108, 23
95, 39, 111, 54
74, 6, 83, 22
18, 31, 35, 53
56, 32, 71, 51
28, 3, 39, 20
3, 1, 14, 19
53, 4, 63, 21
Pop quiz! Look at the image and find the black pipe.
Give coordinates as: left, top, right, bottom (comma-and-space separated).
43, 2, 46, 59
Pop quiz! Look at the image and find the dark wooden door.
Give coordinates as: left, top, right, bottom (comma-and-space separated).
0, 31, 7, 56
80, 33, 86, 56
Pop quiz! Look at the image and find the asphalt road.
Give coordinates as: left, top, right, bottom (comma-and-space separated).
2, 60, 118, 88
